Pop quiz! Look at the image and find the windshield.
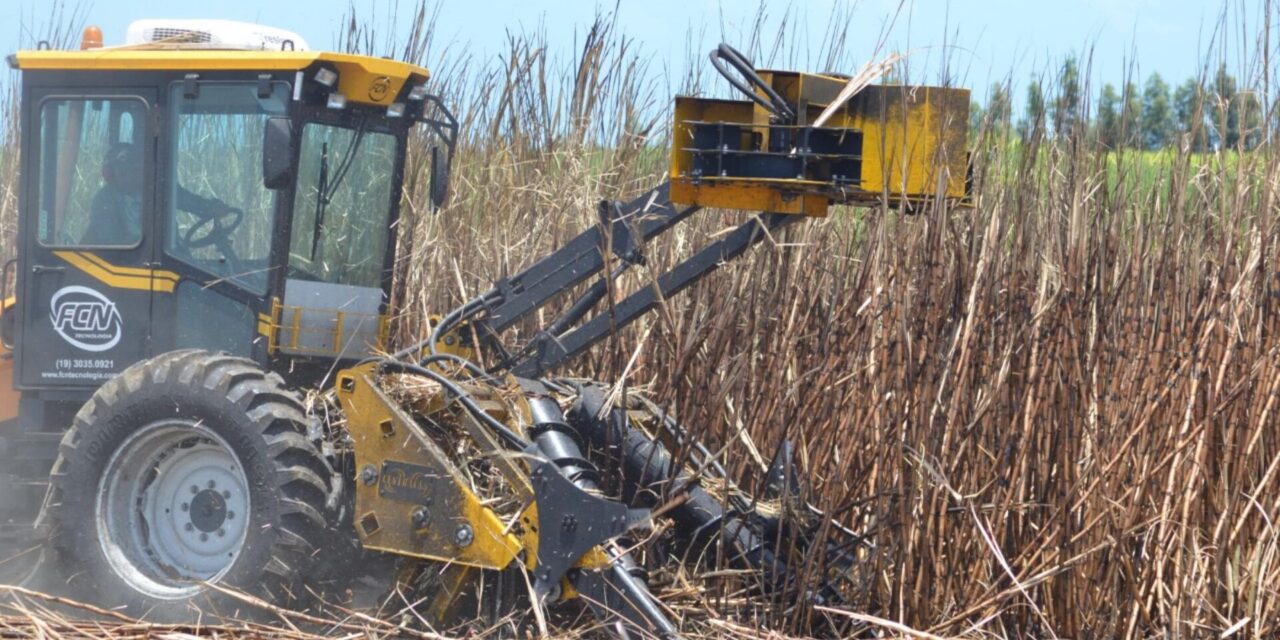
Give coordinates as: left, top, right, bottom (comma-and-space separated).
288, 120, 398, 289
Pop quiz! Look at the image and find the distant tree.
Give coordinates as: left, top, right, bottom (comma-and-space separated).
1019, 80, 1047, 141
1141, 73, 1175, 150
1203, 65, 1266, 150
1097, 83, 1120, 148
1174, 77, 1208, 152
1211, 64, 1240, 148
1120, 81, 1143, 148
969, 100, 984, 142
1237, 90, 1263, 149
987, 82, 1013, 131
1052, 56, 1082, 137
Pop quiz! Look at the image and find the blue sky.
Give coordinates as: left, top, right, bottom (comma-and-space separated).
1, 0, 1261, 105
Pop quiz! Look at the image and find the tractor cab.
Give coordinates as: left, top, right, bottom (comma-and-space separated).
6, 21, 452, 396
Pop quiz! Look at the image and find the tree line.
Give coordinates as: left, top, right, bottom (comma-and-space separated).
970, 58, 1265, 152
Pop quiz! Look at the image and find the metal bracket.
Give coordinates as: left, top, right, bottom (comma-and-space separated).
256, 74, 273, 99
333, 366, 525, 569
182, 73, 200, 99
529, 460, 649, 596
598, 200, 644, 266
418, 94, 458, 158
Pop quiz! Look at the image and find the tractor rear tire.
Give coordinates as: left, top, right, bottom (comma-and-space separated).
45, 350, 333, 621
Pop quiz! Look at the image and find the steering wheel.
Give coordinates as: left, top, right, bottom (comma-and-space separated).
183, 207, 244, 249
709, 43, 796, 123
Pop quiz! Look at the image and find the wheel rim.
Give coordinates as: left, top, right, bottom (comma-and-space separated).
96, 420, 251, 599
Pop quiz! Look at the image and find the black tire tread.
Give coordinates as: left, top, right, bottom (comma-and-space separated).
45, 350, 334, 617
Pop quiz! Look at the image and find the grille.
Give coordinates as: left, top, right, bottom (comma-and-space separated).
148, 28, 213, 44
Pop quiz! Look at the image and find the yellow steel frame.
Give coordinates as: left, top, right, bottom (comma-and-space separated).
257, 297, 391, 357
333, 360, 614, 590
670, 71, 970, 215
335, 363, 529, 569
13, 49, 429, 108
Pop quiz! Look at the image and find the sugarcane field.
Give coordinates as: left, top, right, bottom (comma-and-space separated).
1, 0, 1279, 638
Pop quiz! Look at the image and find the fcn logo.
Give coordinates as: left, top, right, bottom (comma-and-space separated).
49, 285, 123, 352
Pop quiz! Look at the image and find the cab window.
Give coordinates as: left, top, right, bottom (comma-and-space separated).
36, 97, 148, 247
166, 82, 288, 294
287, 122, 397, 289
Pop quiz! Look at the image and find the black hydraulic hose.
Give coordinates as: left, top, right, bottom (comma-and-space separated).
374, 359, 529, 450
709, 43, 796, 122
418, 353, 501, 385
390, 293, 491, 361
360, 352, 496, 387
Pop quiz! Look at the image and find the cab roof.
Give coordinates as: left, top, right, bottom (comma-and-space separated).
10, 49, 430, 107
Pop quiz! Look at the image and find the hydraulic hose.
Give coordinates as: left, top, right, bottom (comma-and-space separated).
373, 359, 528, 450
418, 353, 501, 385
709, 43, 796, 122
390, 293, 492, 361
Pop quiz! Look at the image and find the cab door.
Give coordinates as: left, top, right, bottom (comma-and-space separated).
148, 80, 292, 364
16, 89, 163, 388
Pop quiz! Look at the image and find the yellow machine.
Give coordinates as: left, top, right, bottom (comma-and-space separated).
672, 48, 969, 215
0, 25, 968, 637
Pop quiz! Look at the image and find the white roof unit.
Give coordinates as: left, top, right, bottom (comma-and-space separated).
124, 19, 310, 51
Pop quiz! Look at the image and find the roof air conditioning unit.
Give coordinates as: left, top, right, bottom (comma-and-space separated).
124, 19, 310, 51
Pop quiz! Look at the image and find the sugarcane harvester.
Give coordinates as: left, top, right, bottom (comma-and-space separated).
0, 21, 969, 637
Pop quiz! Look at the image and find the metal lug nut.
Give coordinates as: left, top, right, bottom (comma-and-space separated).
207, 480, 216, 489
454, 524, 474, 547
217, 529, 226, 537
226, 511, 235, 520
181, 503, 189, 512
190, 485, 199, 494
222, 490, 231, 499
199, 533, 209, 542
184, 523, 194, 532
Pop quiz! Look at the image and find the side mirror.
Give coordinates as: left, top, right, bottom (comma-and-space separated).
428, 145, 450, 211
263, 117, 294, 190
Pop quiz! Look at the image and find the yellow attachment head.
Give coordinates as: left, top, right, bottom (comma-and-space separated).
670, 70, 971, 216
